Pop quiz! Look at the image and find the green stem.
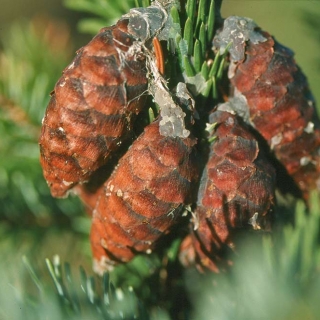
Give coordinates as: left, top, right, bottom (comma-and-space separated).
215, 0, 223, 19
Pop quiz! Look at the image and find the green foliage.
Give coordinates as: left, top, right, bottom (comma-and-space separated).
190, 195, 320, 320
2, 196, 320, 319
0, 21, 70, 124
1, 0, 320, 319
64, 0, 140, 34
264, 193, 320, 286
0, 20, 83, 223
172, 0, 225, 98
0, 255, 151, 320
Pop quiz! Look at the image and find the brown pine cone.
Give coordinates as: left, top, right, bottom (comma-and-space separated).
217, 16, 320, 198
178, 235, 197, 269
73, 174, 106, 215
189, 110, 275, 272
39, 18, 149, 198
90, 119, 199, 274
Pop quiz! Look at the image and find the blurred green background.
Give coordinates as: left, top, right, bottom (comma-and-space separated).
1, 0, 320, 319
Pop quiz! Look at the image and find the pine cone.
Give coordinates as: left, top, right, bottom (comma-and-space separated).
90, 119, 199, 274
39, 18, 148, 198
178, 235, 197, 269
190, 110, 275, 272
73, 173, 106, 215
218, 16, 320, 198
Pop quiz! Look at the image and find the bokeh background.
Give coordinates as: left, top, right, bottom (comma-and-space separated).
1, 0, 320, 319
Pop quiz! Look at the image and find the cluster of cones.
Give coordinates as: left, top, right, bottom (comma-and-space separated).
39, 11, 320, 274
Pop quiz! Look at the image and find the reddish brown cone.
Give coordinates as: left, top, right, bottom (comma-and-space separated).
230, 28, 320, 198
178, 235, 197, 269
39, 18, 148, 198
90, 120, 199, 274
189, 110, 275, 272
